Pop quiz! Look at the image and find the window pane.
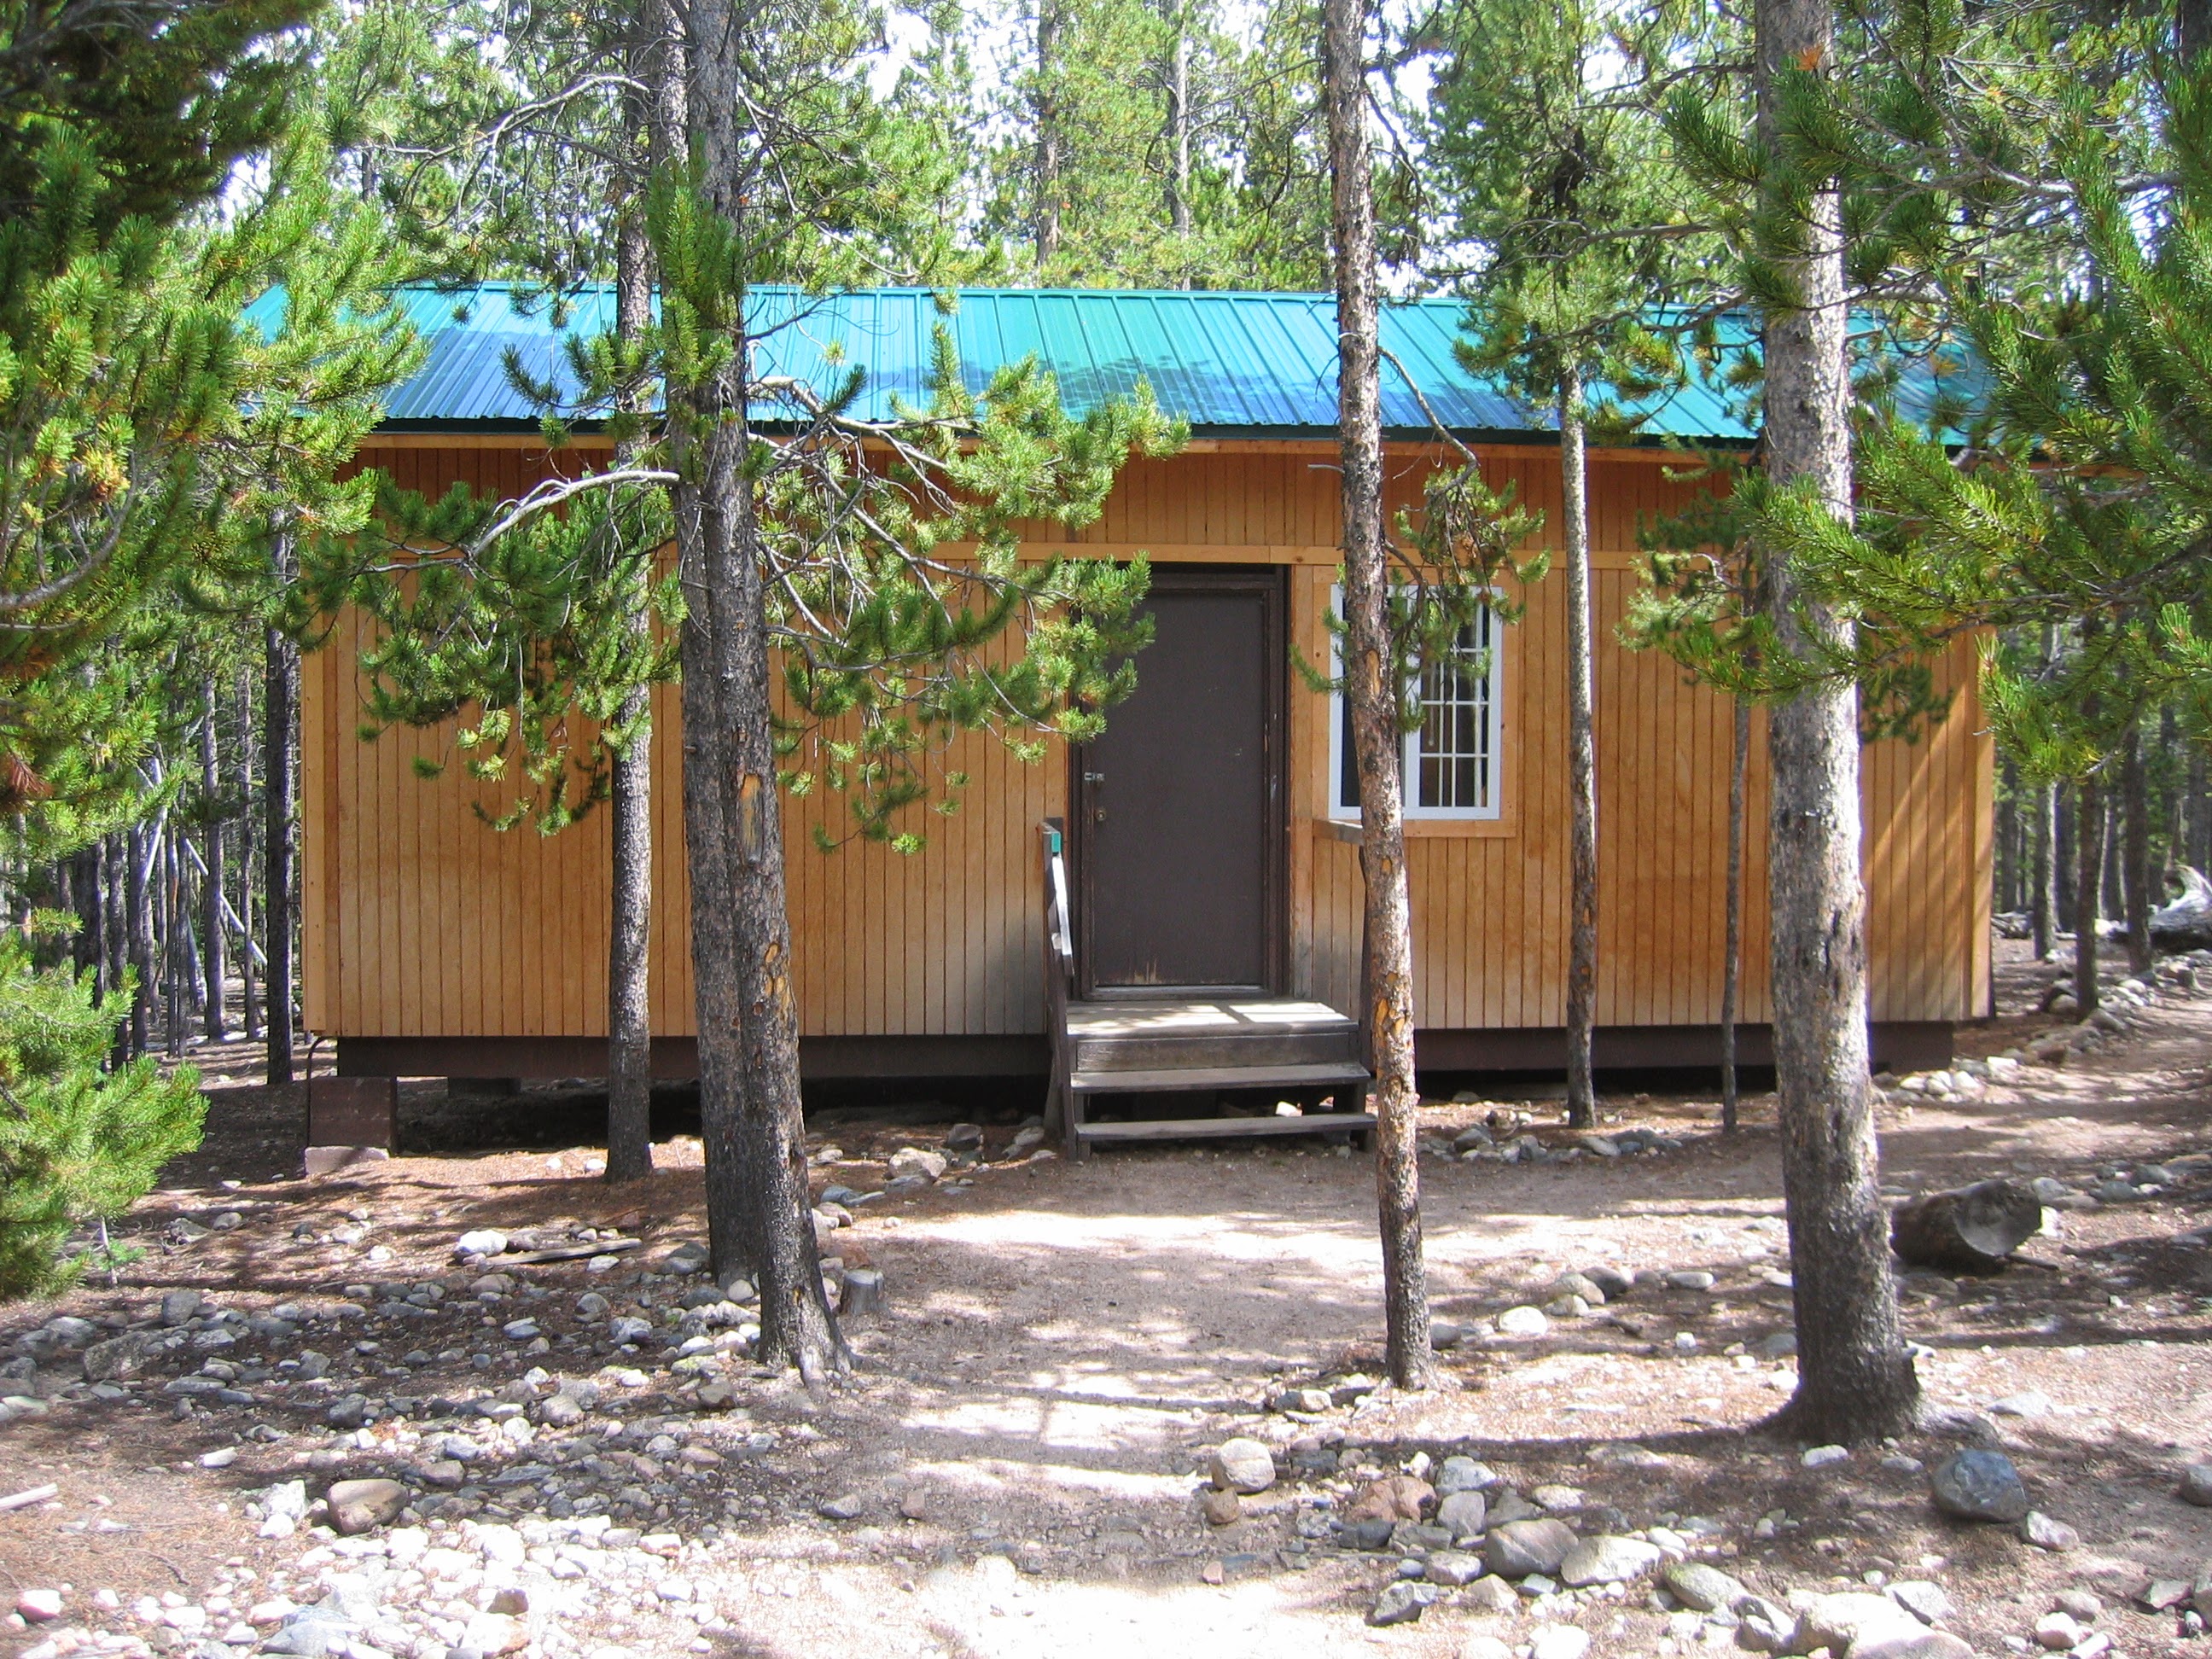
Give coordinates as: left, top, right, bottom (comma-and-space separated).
1414, 612, 1493, 812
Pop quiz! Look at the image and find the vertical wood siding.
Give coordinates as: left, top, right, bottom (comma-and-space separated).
300, 443, 1992, 1039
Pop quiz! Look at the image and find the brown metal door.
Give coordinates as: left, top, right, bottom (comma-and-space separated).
1074, 568, 1284, 996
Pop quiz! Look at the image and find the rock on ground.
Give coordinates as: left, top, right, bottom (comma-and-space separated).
1930, 1448, 2030, 1523
1484, 1517, 1577, 1579
1207, 1436, 1276, 1494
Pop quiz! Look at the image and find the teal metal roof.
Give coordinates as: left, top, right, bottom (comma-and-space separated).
350, 283, 1762, 444
329, 283, 1973, 445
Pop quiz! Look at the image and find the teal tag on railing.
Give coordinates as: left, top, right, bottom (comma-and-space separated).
1046, 829, 1062, 855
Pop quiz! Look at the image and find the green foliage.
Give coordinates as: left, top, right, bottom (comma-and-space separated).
0, 928, 204, 1299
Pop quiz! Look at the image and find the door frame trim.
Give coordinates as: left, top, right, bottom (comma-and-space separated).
1070, 564, 1289, 1000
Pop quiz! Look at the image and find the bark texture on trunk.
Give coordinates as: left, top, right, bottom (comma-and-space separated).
1755, 0, 1917, 1443
237, 669, 261, 1041
2074, 773, 2102, 1014
127, 822, 154, 1056
1033, 0, 1063, 271
1324, 0, 1434, 1392
200, 680, 227, 1040
265, 536, 300, 1085
2122, 721, 2152, 973
2031, 777, 2054, 963
1721, 696, 1749, 1132
1561, 372, 1598, 1130
603, 76, 660, 1188
1164, 1, 1192, 252
683, 0, 847, 1382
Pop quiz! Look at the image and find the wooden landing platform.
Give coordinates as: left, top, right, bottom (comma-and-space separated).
1050, 996, 1373, 1158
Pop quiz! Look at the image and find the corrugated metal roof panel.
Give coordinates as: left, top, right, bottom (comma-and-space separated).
358, 283, 1954, 446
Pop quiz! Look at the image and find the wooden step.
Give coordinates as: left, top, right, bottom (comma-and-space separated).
1072, 1027, 1360, 1072
1075, 1111, 1377, 1144
1068, 1061, 1371, 1095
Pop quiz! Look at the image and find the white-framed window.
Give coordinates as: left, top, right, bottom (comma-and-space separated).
1328, 588, 1504, 821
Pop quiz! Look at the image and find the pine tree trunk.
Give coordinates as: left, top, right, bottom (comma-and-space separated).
2182, 0, 2212, 66
2100, 789, 2122, 918
237, 669, 260, 1041
265, 544, 300, 1084
1164, 2, 1192, 255
2192, 744, 2209, 872
2161, 703, 2182, 877
1754, 0, 1916, 1443
2074, 773, 2102, 1014
684, 0, 847, 1381
1033, 0, 1064, 271
602, 67, 661, 1188
1722, 696, 1749, 1132
1324, 0, 1435, 1392
2123, 721, 2152, 972
1561, 370, 1598, 1130
2031, 777, 2054, 961
127, 822, 154, 1057
104, 832, 128, 1057
201, 682, 227, 1039
1997, 757, 2017, 914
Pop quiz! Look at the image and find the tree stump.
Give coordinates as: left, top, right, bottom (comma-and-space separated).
1890, 1180, 2042, 1273
2152, 866, 2212, 952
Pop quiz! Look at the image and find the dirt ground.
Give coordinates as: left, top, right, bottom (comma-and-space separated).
2, 937, 2209, 1659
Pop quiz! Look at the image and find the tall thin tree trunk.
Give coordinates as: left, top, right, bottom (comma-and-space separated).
1033, 0, 1064, 272
104, 832, 128, 1057
1163, 0, 1192, 262
2161, 703, 2182, 878
2192, 743, 2209, 873
1997, 757, 2018, 914
684, 0, 847, 1380
1722, 696, 1749, 1132
266, 545, 300, 1084
1561, 369, 1598, 1130
2074, 773, 2102, 1014
127, 823, 154, 1057
1755, 0, 1916, 1442
201, 684, 227, 1039
2122, 720, 2152, 971
2031, 778, 2054, 961
237, 669, 260, 1041
603, 44, 662, 1186
1324, 0, 1435, 1391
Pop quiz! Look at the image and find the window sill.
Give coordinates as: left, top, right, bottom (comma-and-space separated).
1318, 815, 1518, 842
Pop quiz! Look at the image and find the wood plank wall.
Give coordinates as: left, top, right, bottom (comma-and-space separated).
300, 441, 1993, 1040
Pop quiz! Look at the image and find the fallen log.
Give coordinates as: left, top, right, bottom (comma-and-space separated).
1891, 1179, 2043, 1273
2151, 866, 2212, 952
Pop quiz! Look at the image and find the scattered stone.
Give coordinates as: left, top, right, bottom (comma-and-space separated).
1347, 1475, 1434, 1522
1530, 1483, 1583, 1513
462, 1611, 527, 1655
1734, 1595, 1800, 1654
2179, 1464, 2212, 1506
1437, 1490, 1487, 1540
324, 1393, 371, 1430
817, 1493, 865, 1521
160, 1289, 206, 1325
1560, 1534, 1661, 1586
1661, 1562, 1747, 1613
1208, 1437, 1277, 1495
2020, 1511, 2078, 1552
2139, 1580, 2190, 1614
1274, 1387, 1332, 1414
2053, 1592, 2101, 1621
1427, 1551, 1486, 1587
1484, 1517, 1577, 1579
1930, 1448, 2030, 1523
1665, 1270, 1716, 1290
945, 1122, 983, 1150
2035, 1613, 2083, 1650
1802, 1445, 1850, 1469
1850, 1629, 1975, 1659
1798, 1591, 1924, 1653
1989, 1391, 2052, 1417
15, 1590, 62, 1622
82, 1331, 154, 1382
1370, 1580, 1436, 1626
1889, 1581, 1953, 1625
1498, 1305, 1549, 1336
1198, 1487, 1241, 1526
1549, 1272, 1608, 1306
1436, 1456, 1498, 1494
887, 1147, 947, 1184
327, 1478, 409, 1535
455, 1230, 508, 1259
1462, 1638, 1515, 1659
1463, 1575, 1520, 1615
1528, 1625, 1591, 1659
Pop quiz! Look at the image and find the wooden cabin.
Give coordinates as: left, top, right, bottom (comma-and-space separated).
303, 286, 1991, 1144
